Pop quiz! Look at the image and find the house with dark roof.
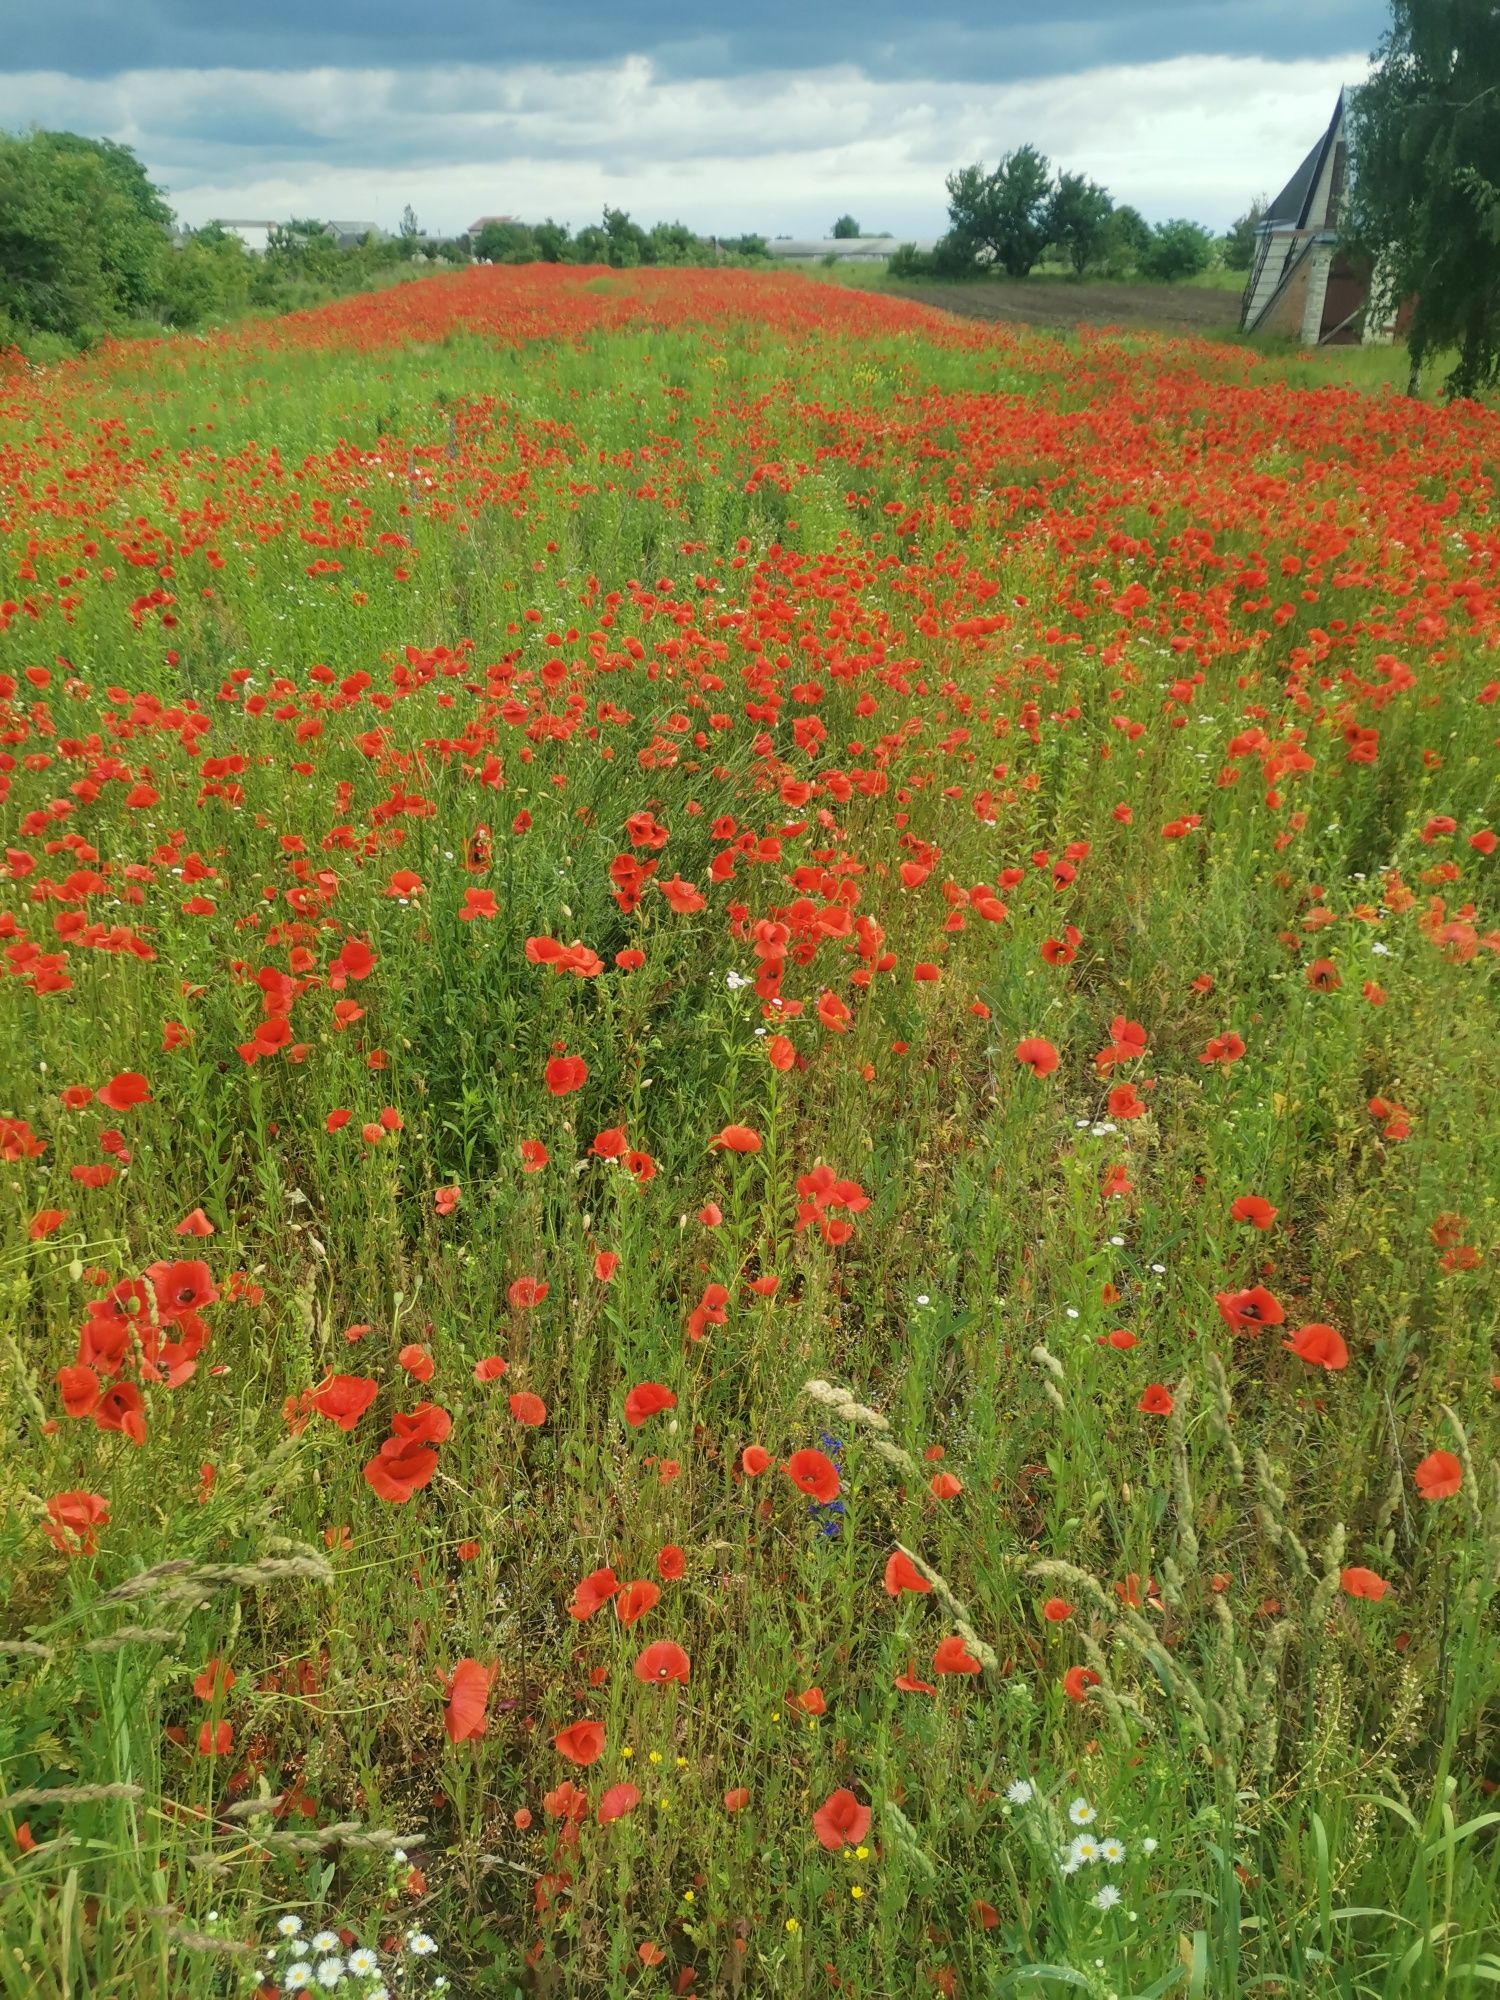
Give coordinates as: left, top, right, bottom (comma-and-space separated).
1240, 91, 1395, 346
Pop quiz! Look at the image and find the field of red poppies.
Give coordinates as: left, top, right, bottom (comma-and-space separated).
1, 265, 1497, 1999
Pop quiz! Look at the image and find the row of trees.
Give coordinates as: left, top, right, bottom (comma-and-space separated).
892, 145, 1226, 284
0, 128, 769, 353
470, 211, 767, 269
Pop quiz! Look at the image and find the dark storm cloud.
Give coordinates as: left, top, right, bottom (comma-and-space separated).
6, 0, 1386, 83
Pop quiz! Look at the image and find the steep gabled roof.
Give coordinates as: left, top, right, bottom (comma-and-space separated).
1265, 90, 1346, 228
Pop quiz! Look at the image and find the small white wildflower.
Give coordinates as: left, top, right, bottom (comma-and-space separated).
1150, 1262, 1166, 1274
284, 1966, 312, 1992
1101, 1837, 1126, 1863
916, 1294, 930, 1306
311, 1933, 339, 1954
392, 1849, 407, 1864
277, 1916, 303, 1938
1141, 1836, 1159, 1854
316, 1960, 344, 1989
1068, 1797, 1097, 1826
1109, 1234, 1125, 1247
1006, 1779, 1034, 1805
1372, 941, 1391, 956
1065, 1306, 1079, 1319
348, 1949, 378, 1976
725, 969, 750, 990
1069, 1834, 1100, 1866
1092, 1884, 1122, 1912
408, 1932, 437, 1956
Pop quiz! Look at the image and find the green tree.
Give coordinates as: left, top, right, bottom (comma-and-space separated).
1139, 218, 1214, 282
1047, 171, 1113, 276
155, 222, 254, 328
1103, 203, 1151, 277
1221, 200, 1265, 271
831, 214, 861, 238
0, 130, 170, 342
532, 218, 572, 263
601, 206, 649, 268
945, 145, 1054, 277
1347, 0, 1500, 399
473, 219, 538, 264
399, 203, 420, 240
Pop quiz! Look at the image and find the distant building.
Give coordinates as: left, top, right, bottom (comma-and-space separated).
1240, 91, 1398, 346
772, 237, 927, 263
468, 215, 518, 236
210, 219, 278, 254
324, 221, 384, 249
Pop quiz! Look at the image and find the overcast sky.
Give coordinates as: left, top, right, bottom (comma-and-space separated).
2, 2, 1384, 238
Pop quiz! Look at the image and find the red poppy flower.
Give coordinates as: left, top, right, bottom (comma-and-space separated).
884, 1550, 932, 1596
1042, 1597, 1073, 1623
710, 1123, 762, 1153
933, 1635, 983, 1675
657, 1543, 685, 1581
724, 1787, 751, 1812
507, 1276, 549, 1310
309, 1374, 378, 1431
597, 1782, 641, 1824
1063, 1665, 1101, 1702
508, 1391, 547, 1427
175, 1207, 215, 1237
42, 1490, 109, 1555
444, 1658, 493, 1742
1283, 1323, 1349, 1370
363, 1437, 439, 1504
544, 1054, 587, 1096
459, 887, 498, 921
614, 1579, 660, 1625
553, 1720, 605, 1766
197, 1721, 233, 1758
1014, 1037, 1059, 1077
473, 1355, 508, 1383
96, 1071, 150, 1111
812, 1788, 871, 1852
192, 1656, 236, 1701
895, 1660, 938, 1694
633, 1640, 691, 1685
624, 1381, 677, 1428
741, 1444, 771, 1476
56, 1364, 100, 1419
930, 1471, 963, 1499
568, 1567, 619, 1620
591, 1125, 628, 1159
1230, 1194, 1277, 1230
398, 1343, 435, 1383
1413, 1449, 1462, 1500
434, 1185, 461, 1215
519, 1139, 549, 1172
784, 1448, 840, 1503
1340, 1566, 1390, 1601
28, 1208, 66, 1240
146, 1259, 219, 1321
788, 1685, 826, 1715
1138, 1384, 1175, 1415
1215, 1285, 1285, 1334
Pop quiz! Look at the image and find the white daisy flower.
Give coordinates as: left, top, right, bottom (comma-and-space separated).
1069, 1834, 1100, 1866
348, 1949, 378, 1976
277, 1916, 304, 1938
1092, 1883, 1122, 1911
1068, 1797, 1097, 1826
407, 1932, 438, 1956
1101, 1837, 1126, 1863
284, 1967, 312, 1992
316, 1960, 344, 1989
1006, 1779, 1034, 1804
311, 1932, 339, 1953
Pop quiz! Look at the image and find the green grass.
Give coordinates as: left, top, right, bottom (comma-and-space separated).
0, 264, 1496, 2000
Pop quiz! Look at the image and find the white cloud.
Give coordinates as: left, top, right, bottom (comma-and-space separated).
0, 53, 1365, 235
